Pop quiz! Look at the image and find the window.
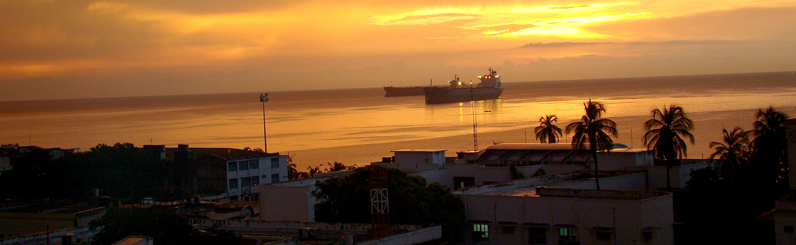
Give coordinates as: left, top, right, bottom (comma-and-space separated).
786, 226, 794, 233
498, 226, 514, 234
241, 178, 250, 188
251, 177, 259, 186
250, 160, 259, 170
559, 227, 577, 243
227, 162, 237, 172
596, 231, 612, 240
228, 179, 238, 189
271, 174, 279, 183
528, 228, 547, 244
642, 231, 653, 240
239, 161, 248, 171
271, 158, 279, 168
473, 224, 489, 240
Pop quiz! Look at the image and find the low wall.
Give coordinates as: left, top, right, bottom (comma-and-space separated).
0, 226, 101, 245
356, 226, 441, 245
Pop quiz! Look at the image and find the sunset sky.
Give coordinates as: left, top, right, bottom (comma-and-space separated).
2, 0, 795, 101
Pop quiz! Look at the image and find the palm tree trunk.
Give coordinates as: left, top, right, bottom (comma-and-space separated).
666, 161, 671, 189
590, 137, 600, 190
593, 149, 600, 190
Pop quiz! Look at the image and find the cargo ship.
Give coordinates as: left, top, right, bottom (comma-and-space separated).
423, 68, 503, 104
383, 85, 425, 97
383, 80, 443, 97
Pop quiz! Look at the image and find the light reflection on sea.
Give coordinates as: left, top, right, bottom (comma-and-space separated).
1, 71, 795, 168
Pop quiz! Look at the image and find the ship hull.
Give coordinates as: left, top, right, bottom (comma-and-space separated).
423, 87, 503, 104
383, 86, 426, 97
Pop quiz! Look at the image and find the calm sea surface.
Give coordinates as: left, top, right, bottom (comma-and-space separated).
2, 72, 796, 169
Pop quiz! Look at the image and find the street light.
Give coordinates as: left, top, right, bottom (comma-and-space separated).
260, 93, 269, 153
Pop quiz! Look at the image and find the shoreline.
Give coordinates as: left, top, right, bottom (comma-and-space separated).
287, 107, 788, 170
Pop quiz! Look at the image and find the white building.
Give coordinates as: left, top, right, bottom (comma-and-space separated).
455, 171, 673, 245
259, 143, 711, 244
226, 154, 288, 201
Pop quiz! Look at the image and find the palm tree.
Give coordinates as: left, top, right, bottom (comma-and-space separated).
709, 127, 749, 180
535, 115, 563, 143
307, 165, 323, 177
751, 107, 789, 184
566, 100, 618, 190
642, 104, 694, 189
287, 154, 311, 181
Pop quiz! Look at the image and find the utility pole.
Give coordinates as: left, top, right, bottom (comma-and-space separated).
260, 93, 269, 153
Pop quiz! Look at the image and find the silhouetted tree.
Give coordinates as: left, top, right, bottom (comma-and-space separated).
90, 208, 241, 245
709, 127, 749, 180
643, 104, 694, 189
750, 107, 789, 187
566, 100, 617, 190
313, 166, 465, 242
287, 155, 311, 181
535, 114, 562, 143
325, 161, 356, 172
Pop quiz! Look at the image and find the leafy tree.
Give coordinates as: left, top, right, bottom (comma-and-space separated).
750, 107, 789, 186
643, 104, 694, 189
566, 100, 617, 190
313, 166, 465, 242
534, 115, 562, 143
709, 127, 749, 180
90, 208, 241, 245
325, 161, 357, 172
307, 164, 323, 177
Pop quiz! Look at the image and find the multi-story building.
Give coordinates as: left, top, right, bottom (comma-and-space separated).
226, 154, 288, 201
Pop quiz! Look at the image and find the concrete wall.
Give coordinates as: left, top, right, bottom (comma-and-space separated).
0, 156, 10, 173
555, 172, 648, 191
646, 161, 710, 189
260, 185, 315, 222
0, 212, 75, 237
596, 151, 654, 170
357, 226, 441, 245
410, 169, 453, 187
191, 219, 420, 240
459, 191, 674, 245
112, 236, 153, 245
0, 226, 101, 245
395, 151, 445, 167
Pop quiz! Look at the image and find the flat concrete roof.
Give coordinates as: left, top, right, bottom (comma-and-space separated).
392, 149, 447, 153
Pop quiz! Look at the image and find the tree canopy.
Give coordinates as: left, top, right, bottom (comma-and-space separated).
535, 114, 562, 143
312, 165, 465, 242
566, 100, 617, 190
90, 208, 240, 245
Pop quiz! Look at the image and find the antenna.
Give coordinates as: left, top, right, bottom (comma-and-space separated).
370, 165, 390, 238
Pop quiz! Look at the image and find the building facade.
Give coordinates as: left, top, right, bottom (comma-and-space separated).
226, 154, 288, 200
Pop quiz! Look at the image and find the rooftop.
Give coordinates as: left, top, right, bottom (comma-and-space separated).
391, 149, 447, 153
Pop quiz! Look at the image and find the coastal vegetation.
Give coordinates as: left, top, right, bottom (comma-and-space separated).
287, 160, 357, 181
0, 143, 167, 201
534, 114, 562, 143
680, 107, 790, 244
312, 165, 465, 242
643, 104, 695, 189
565, 100, 617, 190
90, 208, 241, 245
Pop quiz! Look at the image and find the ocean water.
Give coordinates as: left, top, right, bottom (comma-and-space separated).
2, 71, 795, 169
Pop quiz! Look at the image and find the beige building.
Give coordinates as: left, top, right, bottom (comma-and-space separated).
773, 118, 796, 244
259, 143, 709, 244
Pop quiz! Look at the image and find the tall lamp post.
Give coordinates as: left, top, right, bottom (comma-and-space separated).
260, 93, 269, 153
